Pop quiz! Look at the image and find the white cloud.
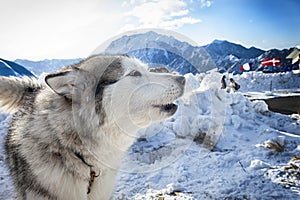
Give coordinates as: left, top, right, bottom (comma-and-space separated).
160, 17, 202, 29
122, 0, 201, 31
122, 0, 147, 7
119, 23, 138, 33
0, 0, 123, 60
200, 0, 212, 8
122, 1, 129, 7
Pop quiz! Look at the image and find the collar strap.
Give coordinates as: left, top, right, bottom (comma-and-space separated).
74, 151, 101, 194
74, 151, 93, 168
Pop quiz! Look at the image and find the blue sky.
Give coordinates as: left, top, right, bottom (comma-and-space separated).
0, 0, 299, 60
183, 0, 300, 49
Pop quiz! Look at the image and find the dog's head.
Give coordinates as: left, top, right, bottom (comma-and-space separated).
45, 55, 185, 135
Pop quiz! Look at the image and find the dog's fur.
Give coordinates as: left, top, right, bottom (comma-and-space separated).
0, 55, 185, 200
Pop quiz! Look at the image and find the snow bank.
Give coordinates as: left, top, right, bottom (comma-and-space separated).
113, 72, 300, 199
233, 71, 300, 92
0, 71, 299, 200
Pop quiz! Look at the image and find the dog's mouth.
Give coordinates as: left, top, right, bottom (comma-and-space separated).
153, 103, 178, 115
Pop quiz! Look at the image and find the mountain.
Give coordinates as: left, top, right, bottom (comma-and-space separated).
15, 58, 82, 76
10, 32, 298, 76
99, 31, 216, 74
204, 39, 264, 59
203, 40, 266, 73
257, 48, 297, 71
204, 40, 297, 73
95, 31, 297, 74
0, 58, 35, 77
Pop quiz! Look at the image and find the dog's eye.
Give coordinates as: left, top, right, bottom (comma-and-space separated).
128, 70, 142, 77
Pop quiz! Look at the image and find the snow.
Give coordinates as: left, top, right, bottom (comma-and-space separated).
236, 71, 299, 93
226, 54, 240, 62
0, 71, 300, 199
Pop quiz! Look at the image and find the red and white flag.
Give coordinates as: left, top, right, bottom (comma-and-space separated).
261, 58, 281, 67
239, 63, 251, 71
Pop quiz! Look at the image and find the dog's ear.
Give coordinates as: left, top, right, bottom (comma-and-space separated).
45, 70, 78, 99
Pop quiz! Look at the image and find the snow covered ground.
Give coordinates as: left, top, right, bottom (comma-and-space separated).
232, 71, 300, 100
0, 71, 299, 199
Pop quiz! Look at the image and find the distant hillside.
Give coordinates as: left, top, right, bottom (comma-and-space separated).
203, 40, 264, 73
203, 40, 297, 73
99, 31, 216, 74
0, 58, 35, 77
257, 48, 297, 70
11, 31, 298, 75
204, 40, 265, 59
15, 58, 82, 75
96, 31, 297, 74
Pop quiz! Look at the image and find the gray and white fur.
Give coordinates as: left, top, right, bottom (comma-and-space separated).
0, 55, 185, 200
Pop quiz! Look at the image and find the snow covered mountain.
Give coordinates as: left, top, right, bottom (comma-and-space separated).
257, 48, 297, 71
15, 58, 82, 75
0, 58, 35, 77
204, 39, 264, 60
100, 31, 216, 74
9, 31, 298, 76
93, 31, 298, 74
203, 40, 265, 73
205, 40, 298, 73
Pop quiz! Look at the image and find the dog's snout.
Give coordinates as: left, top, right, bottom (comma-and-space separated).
175, 76, 185, 86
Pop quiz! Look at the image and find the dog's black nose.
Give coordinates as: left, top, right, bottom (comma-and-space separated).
175, 76, 186, 86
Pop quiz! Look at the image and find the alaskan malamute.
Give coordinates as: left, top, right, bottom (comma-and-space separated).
0, 55, 185, 199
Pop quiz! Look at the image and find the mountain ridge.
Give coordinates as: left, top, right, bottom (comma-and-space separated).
13, 31, 299, 75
